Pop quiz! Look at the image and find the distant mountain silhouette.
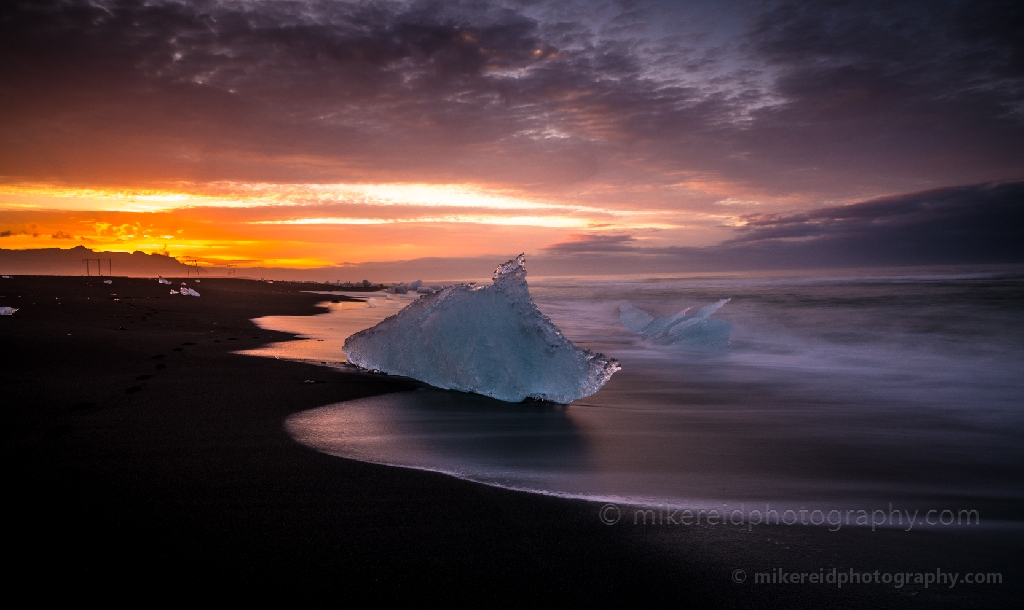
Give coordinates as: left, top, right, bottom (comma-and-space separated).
0, 245, 192, 277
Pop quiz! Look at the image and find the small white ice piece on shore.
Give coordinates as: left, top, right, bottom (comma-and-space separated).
0, 306, 17, 315
103, 279, 112, 284
181, 287, 200, 297
170, 290, 179, 294
158, 276, 171, 285
344, 254, 619, 403
619, 299, 732, 348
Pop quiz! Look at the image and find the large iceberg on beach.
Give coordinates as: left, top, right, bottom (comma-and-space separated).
620, 299, 732, 349
343, 255, 620, 403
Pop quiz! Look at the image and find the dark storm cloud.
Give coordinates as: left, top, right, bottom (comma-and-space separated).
734, 0, 1024, 191
727, 182, 1024, 266
0, 0, 1021, 198
542, 183, 1024, 269
732, 183, 1024, 243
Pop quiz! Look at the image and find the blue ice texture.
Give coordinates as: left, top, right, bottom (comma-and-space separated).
343, 255, 620, 403
619, 299, 732, 348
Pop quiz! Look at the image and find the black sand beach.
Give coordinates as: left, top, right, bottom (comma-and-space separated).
2, 276, 1020, 606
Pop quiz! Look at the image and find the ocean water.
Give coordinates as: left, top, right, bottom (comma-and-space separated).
242, 268, 1024, 524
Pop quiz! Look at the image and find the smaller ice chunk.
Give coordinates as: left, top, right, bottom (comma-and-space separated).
387, 282, 423, 294
158, 276, 171, 285
181, 287, 200, 297
0, 306, 18, 315
620, 299, 732, 349
618, 302, 656, 334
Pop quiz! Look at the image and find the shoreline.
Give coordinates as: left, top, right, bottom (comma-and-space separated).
2, 275, 1020, 605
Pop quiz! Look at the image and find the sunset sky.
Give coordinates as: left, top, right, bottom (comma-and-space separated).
2, 0, 1022, 271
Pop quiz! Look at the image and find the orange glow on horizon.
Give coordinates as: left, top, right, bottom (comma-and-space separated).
0, 180, 752, 267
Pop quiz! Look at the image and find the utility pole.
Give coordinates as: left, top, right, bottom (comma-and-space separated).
81, 256, 113, 276
82, 258, 112, 276
182, 257, 202, 277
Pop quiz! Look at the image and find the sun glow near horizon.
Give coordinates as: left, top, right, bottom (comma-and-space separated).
0, 181, 724, 267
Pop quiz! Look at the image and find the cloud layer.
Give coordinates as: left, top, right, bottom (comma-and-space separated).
2, 1, 1022, 268
2, 0, 1022, 202
541, 182, 1024, 271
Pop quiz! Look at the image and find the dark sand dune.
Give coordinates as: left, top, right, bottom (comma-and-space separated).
2, 276, 1019, 605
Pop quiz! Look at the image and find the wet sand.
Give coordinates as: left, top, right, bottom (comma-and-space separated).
2, 275, 1019, 605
